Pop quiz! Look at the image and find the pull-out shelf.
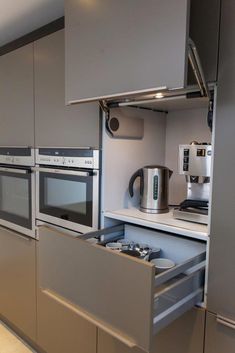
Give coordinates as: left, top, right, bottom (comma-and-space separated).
38, 224, 206, 352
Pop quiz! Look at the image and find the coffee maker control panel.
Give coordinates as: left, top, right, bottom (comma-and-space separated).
179, 144, 212, 177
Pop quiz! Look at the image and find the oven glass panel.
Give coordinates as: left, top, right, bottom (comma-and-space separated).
39, 172, 93, 227
0, 171, 32, 229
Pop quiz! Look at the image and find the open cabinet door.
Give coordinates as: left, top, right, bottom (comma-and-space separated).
65, 0, 190, 103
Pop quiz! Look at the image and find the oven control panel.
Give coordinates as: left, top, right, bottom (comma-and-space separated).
0, 147, 35, 166
35, 148, 99, 169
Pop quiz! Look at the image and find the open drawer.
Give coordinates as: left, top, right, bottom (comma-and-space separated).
37, 224, 206, 352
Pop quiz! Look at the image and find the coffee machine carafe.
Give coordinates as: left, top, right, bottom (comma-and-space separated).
173, 142, 212, 224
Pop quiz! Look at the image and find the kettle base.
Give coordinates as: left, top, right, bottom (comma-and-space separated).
140, 207, 169, 214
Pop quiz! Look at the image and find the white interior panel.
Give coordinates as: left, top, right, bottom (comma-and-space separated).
102, 107, 167, 214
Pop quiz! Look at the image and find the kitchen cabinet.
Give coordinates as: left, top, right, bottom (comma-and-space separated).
34, 29, 100, 148
0, 226, 36, 341
205, 312, 235, 353
37, 287, 96, 353
65, 0, 220, 104
37, 224, 206, 353
207, 0, 235, 319
0, 44, 34, 146
65, 0, 189, 103
98, 307, 205, 353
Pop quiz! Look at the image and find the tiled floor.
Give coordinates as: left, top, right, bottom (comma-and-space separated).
0, 322, 34, 353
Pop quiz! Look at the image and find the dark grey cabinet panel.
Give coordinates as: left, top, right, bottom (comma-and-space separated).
0, 44, 34, 146
189, 0, 221, 83
98, 308, 205, 353
207, 0, 235, 318
34, 29, 100, 148
0, 227, 36, 341
65, 0, 189, 103
205, 312, 235, 353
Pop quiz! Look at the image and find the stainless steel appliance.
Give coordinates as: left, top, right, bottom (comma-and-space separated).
129, 166, 172, 214
0, 147, 36, 238
173, 143, 212, 224
35, 148, 100, 233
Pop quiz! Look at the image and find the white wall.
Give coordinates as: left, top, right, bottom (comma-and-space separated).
165, 108, 212, 205
102, 107, 166, 212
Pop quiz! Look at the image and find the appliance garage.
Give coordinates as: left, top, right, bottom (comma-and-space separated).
0, 147, 36, 238
35, 148, 100, 233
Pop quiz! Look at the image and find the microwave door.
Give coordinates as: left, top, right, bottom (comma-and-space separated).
36, 168, 99, 233
0, 167, 35, 237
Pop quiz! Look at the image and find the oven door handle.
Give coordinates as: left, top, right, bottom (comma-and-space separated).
0, 167, 31, 174
33, 166, 92, 177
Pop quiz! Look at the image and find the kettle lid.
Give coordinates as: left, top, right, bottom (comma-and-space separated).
144, 165, 169, 170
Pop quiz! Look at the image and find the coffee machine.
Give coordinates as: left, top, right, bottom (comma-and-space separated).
173, 142, 212, 224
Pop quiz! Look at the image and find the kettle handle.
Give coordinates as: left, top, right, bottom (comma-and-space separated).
129, 169, 144, 197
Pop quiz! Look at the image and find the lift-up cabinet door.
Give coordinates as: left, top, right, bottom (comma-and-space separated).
38, 225, 206, 352
65, 0, 190, 104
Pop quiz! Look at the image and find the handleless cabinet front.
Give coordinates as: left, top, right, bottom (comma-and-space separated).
34, 29, 100, 148
205, 312, 235, 353
0, 44, 34, 146
38, 225, 206, 352
65, 0, 189, 103
0, 226, 36, 341
98, 307, 205, 353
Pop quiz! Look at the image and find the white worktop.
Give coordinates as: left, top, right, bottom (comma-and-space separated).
104, 208, 209, 241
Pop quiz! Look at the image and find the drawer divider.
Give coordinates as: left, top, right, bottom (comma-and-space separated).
154, 251, 206, 287
153, 289, 203, 334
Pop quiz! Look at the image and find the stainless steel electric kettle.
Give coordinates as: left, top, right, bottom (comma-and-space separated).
129, 166, 173, 214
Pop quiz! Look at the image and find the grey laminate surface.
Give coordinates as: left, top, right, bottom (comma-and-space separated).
98, 308, 205, 353
34, 29, 100, 148
0, 227, 36, 341
0, 44, 34, 146
65, 0, 189, 103
37, 288, 96, 353
205, 312, 235, 353
207, 0, 235, 318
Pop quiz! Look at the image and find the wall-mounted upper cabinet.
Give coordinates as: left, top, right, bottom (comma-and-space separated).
0, 44, 34, 146
34, 29, 100, 148
65, 0, 190, 104
65, 0, 220, 105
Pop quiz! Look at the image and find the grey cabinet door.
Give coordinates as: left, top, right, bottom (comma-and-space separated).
37, 287, 97, 353
34, 29, 100, 148
0, 227, 36, 341
98, 308, 205, 353
205, 312, 235, 353
207, 0, 235, 318
65, 0, 190, 103
0, 44, 34, 147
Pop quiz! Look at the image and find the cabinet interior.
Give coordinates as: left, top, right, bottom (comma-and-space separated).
102, 94, 214, 222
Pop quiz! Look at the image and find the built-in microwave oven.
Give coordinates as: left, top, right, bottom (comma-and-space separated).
35, 148, 100, 234
0, 147, 36, 238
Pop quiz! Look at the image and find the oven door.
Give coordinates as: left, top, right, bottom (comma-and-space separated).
0, 166, 35, 238
36, 167, 99, 233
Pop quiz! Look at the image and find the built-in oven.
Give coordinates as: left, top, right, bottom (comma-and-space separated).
35, 148, 100, 234
0, 147, 35, 238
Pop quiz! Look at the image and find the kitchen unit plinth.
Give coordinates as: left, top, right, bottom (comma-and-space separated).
37, 224, 206, 353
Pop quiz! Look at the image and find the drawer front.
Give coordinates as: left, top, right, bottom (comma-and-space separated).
98, 307, 205, 353
37, 288, 96, 353
205, 312, 235, 353
38, 225, 154, 352
38, 225, 206, 352
0, 226, 36, 341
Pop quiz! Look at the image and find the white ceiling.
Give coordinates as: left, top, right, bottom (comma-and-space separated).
0, 0, 64, 46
